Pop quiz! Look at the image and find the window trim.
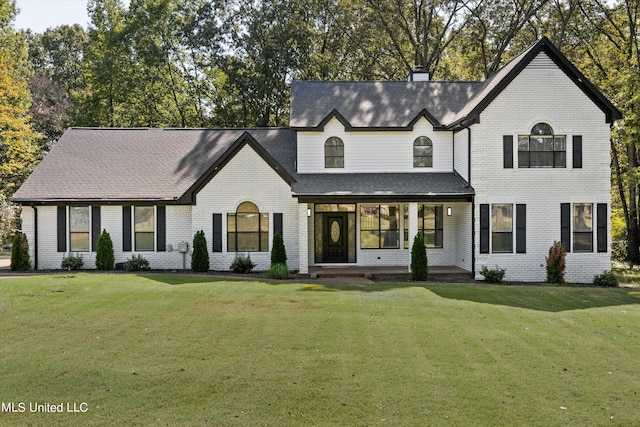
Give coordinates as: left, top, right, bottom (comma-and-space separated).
419, 204, 443, 248
518, 123, 566, 168
573, 203, 593, 252
227, 202, 269, 252
69, 206, 91, 252
134, 206, 155, 252
491, 204, 513, 253
360, 204, 400, 249
413, 136, 433, 168
324, 136, 344, 168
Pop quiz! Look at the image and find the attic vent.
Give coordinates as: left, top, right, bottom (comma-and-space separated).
408, 66, 430, 82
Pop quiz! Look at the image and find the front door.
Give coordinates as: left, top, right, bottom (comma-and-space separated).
323, 213, 349, 263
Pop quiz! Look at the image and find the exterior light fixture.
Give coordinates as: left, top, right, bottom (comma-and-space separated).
447, 207, 452, 216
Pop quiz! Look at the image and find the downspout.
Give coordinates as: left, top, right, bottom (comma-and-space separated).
32, 204, 38, 270
468, 127, 475, 278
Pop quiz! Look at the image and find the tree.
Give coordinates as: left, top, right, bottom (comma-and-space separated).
410, 233, 428, 281
270, 232, 287, 266
95, 229, 114, 270
191, 230, 209, 272
10, 231, 30, 271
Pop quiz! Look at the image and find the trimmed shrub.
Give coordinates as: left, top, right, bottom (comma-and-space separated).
123, 254, 150, 271
266, 263, 290, 279
61, 255, 84, 270
410, 233, 428, 281
546, 241, 567, 284
230, 253, 255, 274
593, 270, 618, 287
10, 232, 31, 272
270, 232, 287, 266
480, 265, 505, 283
95, 229, 115, 270
191, 230, 210, 272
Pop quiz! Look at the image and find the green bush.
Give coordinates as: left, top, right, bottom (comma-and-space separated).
266, 263, 290, 279
123, 254, 150, 271
95, 229, 115, 270
480, 265, 506, 283
546, 241, 566, 284
230, 253, 255, 274
410, 233, 428, 281
10, 232, 31, 272
270, 232, 287, 266
191, 230, 210, 272
593, 270, 618, 287
61, 255, 84, 270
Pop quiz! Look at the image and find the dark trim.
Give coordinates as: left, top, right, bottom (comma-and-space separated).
561, 203, 571, 252
573, 135, 583, 168
467, 128, 472, 186
295, 108, 445, 131
516, 204, 526, 253
479, 204, 489, 254
597, 203, 607, 253
57, 206, 66, 252
295, 195, 474, 203
212, 213, 222, 252
122, 206, 132, 252
33, 206, 38, 270
156, 205, 166, 252
274, 213, 283, 237
471, 197, 475, 277
503, 135, 513, 168
91, 206, 101, 251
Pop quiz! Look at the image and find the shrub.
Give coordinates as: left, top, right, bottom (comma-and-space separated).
230, 253, 255, 274
266, 263, 290, 279
61, 255, 84, 270
546, 241, 567, 284
191, 230, 210, 272
480, 265, 505, 283
123, 254, 150, 271
10, 232, 31, 272
410, 233, 428, 281
593, 270, 618, 287
95, 229, 115, 270
270, 232, 287, 266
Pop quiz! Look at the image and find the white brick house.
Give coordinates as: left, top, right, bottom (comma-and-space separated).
12, 38, 621, 282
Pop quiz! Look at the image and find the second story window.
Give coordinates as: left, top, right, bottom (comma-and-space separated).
413, 136, 433, 167
325, 137, 344, 168
518, 123, 566, 168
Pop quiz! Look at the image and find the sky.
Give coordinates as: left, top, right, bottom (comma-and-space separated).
13, 0, 130, 33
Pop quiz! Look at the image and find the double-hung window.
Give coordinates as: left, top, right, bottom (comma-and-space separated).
134, 206, 155, 251
228, 202, 269, 251
492, 204, 513, 253
360, 205, 400, 249
573, 203, 593, 252
325, 137, 344, 168
69, 206, 90, 252
419, 205, 443, 248
518, 123, 566, 168
413, 136, 433, 167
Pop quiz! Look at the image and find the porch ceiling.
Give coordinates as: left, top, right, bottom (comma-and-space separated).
292, 172, 474, 202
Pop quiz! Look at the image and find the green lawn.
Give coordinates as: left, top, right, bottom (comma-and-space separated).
1, 274, 639, 426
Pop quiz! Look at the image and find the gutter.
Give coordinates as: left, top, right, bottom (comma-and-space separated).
468, 127, 475, 278
32, 204, 38, 270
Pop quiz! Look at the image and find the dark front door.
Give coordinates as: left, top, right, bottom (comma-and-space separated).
323, 213, 349, 263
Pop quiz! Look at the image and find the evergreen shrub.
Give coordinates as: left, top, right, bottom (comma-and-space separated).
410, 233, 428, 281
10, 232, 31, 272
95, 229, 115, 270
191, 230, 210, 272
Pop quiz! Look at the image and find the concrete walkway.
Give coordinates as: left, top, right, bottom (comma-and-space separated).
0, 256, 9, 270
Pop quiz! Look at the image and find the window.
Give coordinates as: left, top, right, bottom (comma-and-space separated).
360, 205, 399, 249
134, 206, 155, 251
492, 204, 513, 253
69, 206, 90, 252
413, 136, 433, 167
228, 202, 269, 251
518, 123, 566, 168
419, 205, 443, 248
573, 203, 593, 252
404, 205, 409, 249
325, 137, 344, 168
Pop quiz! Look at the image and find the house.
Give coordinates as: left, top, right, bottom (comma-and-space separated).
12, 37, 622, 282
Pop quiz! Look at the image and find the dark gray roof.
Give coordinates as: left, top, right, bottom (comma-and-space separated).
12, 127, 297, 204
292, 173, 474, 201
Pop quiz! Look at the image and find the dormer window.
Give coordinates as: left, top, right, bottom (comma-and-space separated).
518, 123, 566, 168
325, 137, 344, 168
413, 136, 433, 167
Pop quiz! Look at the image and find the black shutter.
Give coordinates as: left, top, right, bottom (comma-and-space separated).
516, 204, 526, 253
123, 206, 132, 252
274, 213, 283, 237
573, 135, 582, 168
480, 204, 489, 253
157, 206, 166, 252
57, 206, 66, 252
503, 135, 513, 168
212, 213, 222, 252
561, 203, 571, 252
91, 206, 101, 251
597, 203, 607, 253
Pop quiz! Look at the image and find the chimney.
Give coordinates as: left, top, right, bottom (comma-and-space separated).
408, 65, 430, 82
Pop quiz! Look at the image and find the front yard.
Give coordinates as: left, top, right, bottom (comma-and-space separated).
1, 274, 639, 426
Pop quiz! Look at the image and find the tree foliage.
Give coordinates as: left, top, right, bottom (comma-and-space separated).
411, 233, 428, 281
10, 231, 30, 271
191, 230, 210, 272
95, 229, 115, 270
270, 232, 287, 266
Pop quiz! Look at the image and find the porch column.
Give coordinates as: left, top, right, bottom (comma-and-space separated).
407, 202, 418, 272
298, 203, 309, 274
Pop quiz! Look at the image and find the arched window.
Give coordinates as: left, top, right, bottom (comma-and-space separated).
518, 123, 566, 168
325, 137, 344, 168
413, 136, 433, 167
227, 202, 268, 251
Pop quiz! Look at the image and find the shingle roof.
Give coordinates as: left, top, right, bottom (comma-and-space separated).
12, 127, 297, 203
292, 173, 474, 201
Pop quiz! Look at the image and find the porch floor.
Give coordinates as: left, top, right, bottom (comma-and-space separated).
307, 265, 472, 282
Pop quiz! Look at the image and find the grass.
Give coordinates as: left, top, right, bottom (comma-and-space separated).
1, 274, 639, 426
